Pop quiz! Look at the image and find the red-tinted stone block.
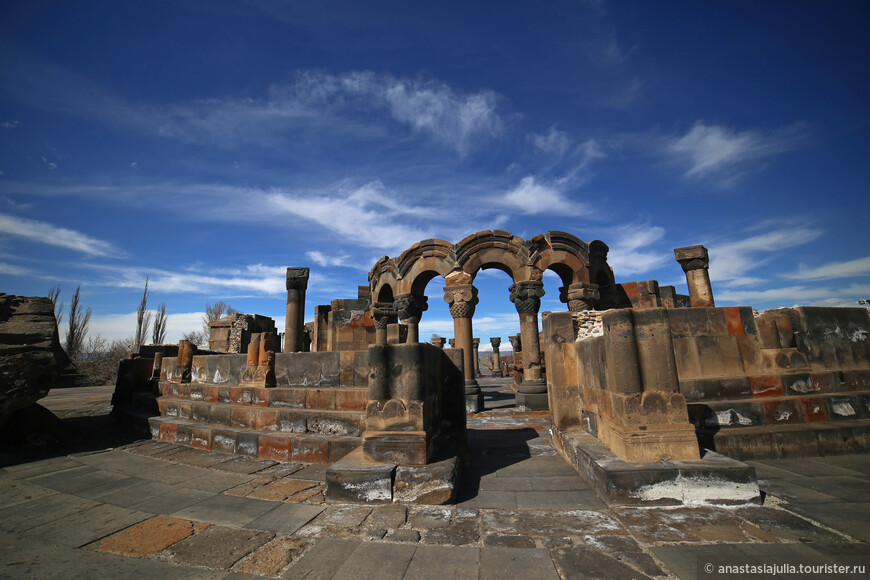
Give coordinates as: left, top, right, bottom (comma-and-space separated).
762, 399, 802, 425
258, 434, 291, 462
749, 375, 785, 398
799, 398, 829, 422
336, 389, 368, 411
810, 372, 840, 393
231, 407, 257, 429
251, 387, 270, 407
290, 435, 329, 463
255, 409, 280, 431
203, 385, 219, 403
156, 398, 167, 415
306, 389, 336, 410
230, 387, 253, 405
189, 426, 212, 450
158, 421, 177, 443
724, 307, 744, 336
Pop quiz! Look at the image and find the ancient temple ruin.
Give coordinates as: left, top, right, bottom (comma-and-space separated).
113, 230, 870, 506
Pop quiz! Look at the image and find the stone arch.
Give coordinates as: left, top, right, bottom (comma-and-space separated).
452, 230, 530, 282
527, 231, 591, 287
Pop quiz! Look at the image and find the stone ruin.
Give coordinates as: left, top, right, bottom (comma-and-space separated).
112, 230, 870, 507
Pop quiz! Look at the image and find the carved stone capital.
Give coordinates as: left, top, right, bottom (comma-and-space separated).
286, 267, 310, 295
674, 245, 709, 273
449, 338, 456, 348
560, 282, 600, 312
431, 337, 446, 348
472, 338, 480, 349
394, 294, 428, 324
371, 302, 397, 330
589, 240, 610, 259
490, 337, 501, 349
509, 334, 522, 352
443, 284, 478, 319
509, 281, 545, 315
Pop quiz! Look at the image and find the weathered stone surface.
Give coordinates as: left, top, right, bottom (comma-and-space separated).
95, 516, 209, 557
235, 537, 312, 576
163, 525, 274, 569
481, 509, 624, 537
0, 294, 76, 426
393, 456, 459, 504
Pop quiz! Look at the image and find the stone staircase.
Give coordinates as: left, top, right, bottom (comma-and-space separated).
147, 381, 366, 464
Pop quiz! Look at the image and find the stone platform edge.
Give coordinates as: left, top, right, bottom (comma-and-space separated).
325, 446, 461, 505
550, 427, 761, 507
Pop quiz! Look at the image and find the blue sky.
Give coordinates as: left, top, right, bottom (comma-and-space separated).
1, 1, 868, 348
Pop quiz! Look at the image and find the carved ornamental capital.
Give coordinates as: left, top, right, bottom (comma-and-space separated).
431, 336, 446, 348
286, 267, 310, 295
449, 338, 456, 348
509, 334, 522, 352
370, 302, 397, 330
490, 336, 501, 349
674, 245, 709, 273
394, 293, 428, 324
443, 284, 479, 319
509, 281, 545, 315
472, 338, 480, 349
560, 282, 600, 312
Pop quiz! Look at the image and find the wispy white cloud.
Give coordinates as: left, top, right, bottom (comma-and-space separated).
503, 176, 592, 216
0, 212, 119, 257
784, 256, 870, 281
1, 120, 18, 129
665, 121, 808, 185
0, 261, 32, 276
605, 221, 669, 277
717, 282, 870, 307
532, 127, 572, 158
709, 223, 823, 284
306, 250, 368, 270
41, 157, 58, 171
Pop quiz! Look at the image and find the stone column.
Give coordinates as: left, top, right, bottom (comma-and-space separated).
394, 294, 428, 344
448, 338, 456, 348
508, 334, 522, 382
510, 280, 547, 409
490, 337, 503, 377
472, 338, 482, 377
560, 282, 600, 312
444, 284, 483, 412
371, 302, 397, 346
674, 245, 714, 307
431, 336, 446, 349
175, 339, 196, 383
284, 267, 309, 352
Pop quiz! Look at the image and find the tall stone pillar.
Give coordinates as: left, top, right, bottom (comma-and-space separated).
674, 245, 714, 307
444, 284, 483, 412
560, 282, 600, 312
508, 334, 522, 382
394, 294, 428, 344
431, 336, 446, 349
510, 280, 547, 410
284, 267, 309, 352
472, 338, 482, 377
371, 302, 397, 346
490, 337, 503, 377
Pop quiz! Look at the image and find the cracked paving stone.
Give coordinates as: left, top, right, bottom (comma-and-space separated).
613, 506, 752, 544
364, 505, 407, 529
162, 526, 274, 570
407, 506, 453, 529
734, 506, 850, 543
365, 528, 388, 540
224, 477, 273, 497
94, 516, 210, 557
423, 523, 479, 546
387, 529, 421, 543
550, 545, 653, 580
483, 534, 537, 549
320, 506, 372, 528
247, 478, 317, 501
482, 509, 625, 537
234, 537, 312, 576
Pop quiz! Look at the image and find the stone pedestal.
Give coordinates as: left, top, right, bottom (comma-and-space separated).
444, 284, 483, 413
674, 245, 714, 307
490, 337, 503, 377
284, 268, 309, 352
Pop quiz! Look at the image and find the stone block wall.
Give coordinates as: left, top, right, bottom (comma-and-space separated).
312, 287, 377, 352
543, 305, 870, 461
208, 314, 277, 353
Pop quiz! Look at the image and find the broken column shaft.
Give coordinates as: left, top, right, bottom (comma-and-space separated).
284, 267, 309, 352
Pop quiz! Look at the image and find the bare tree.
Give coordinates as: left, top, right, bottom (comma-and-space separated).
181, 330, 208, 347
134, 276, 152, 351
48, 284, 64, 327
77, 334, 135, 386
202, 301, 238, 333
65, 285, 91, 362
152, 302, 167, 344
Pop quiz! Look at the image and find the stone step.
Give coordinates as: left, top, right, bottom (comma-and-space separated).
704, 418, 870, 460
148, 416, 360, 464
679, 369, 870, 402
688, 389, 870, 431
156, 398, 365, 436
159, 382, 368, 411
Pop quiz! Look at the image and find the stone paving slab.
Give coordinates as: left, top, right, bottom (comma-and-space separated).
281, 537, 361, 579
243, 502, 324, 535
782, 501, 870, 543
173, 494, 281, 527
479, 546, 560, 579
129, 486, 217, 515
331, 541, 417, 580
0, 476, 58, 509
25, 503, 150, 548
779, 475, 870, 502
403, 544, 480, 579
515, 489, 606, 510
162, 525, 274, 570
0, 493, 100, 533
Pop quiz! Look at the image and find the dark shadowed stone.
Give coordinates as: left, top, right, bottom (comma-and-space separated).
550, 546, 653, 580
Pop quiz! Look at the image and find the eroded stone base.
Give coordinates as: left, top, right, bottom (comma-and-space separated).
551, 428, 760, 507
516, 392, 549, 411
326, 445, 461, 505
465, 393, 484, 413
